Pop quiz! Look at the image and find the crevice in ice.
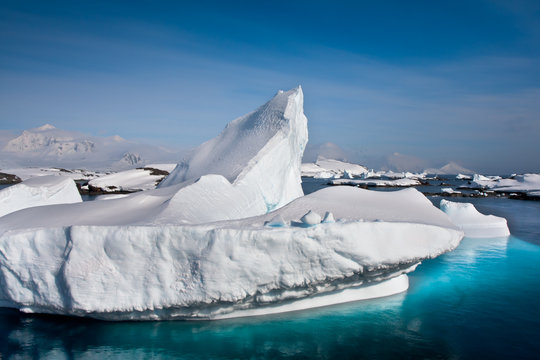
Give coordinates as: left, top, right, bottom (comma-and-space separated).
55, 227, 75, 311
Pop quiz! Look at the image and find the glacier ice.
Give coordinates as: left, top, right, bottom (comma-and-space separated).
440, 199, 510, 238
0, 187, 462, 320
0, 87, 465, 320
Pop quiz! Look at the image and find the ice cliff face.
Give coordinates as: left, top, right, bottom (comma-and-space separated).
160, 86, 308, 212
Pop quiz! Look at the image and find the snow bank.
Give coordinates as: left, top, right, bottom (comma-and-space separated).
0, 187, 462, 320
0, 176, 81, 218
440, 199, 510, 238
160, 87, 308, 212
87, 167, 170, 192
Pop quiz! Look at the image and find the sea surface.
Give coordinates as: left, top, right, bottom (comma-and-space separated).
1, 181, 540, 358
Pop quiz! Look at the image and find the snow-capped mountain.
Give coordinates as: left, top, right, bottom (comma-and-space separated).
3, 124, 95, 155
0, 124, 185, 170
425, 161, 474, 175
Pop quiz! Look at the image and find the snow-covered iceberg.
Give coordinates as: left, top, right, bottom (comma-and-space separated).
440, 199, 510, 238
0, 87, 464, 320
0, 176, 81, 218
0, 187, 462, 320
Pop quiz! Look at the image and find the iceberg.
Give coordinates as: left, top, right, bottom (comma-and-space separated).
440, 199, 510, 238
0, 187, 462, 320
160, 87, 308, 213
0, 176, 81, 218
0, 87, 464, 320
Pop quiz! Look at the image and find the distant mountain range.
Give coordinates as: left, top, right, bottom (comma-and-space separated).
0, 125, 475, 175
0, 124, 185, 170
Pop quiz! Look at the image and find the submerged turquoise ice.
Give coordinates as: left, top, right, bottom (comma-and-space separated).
1, 196, 540, 358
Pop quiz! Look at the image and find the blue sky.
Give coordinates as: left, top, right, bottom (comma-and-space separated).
1, 0, 539, 173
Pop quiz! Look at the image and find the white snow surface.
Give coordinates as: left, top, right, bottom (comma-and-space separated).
0, 176, 82, 218
440, 199, 510, 238
87, 167, 171, 192
160, 87, 308, 213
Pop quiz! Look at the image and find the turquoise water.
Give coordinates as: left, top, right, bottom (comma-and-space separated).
1, 195, 540, 358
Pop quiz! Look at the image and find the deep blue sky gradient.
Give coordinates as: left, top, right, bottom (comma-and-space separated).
1, 0, 539, 172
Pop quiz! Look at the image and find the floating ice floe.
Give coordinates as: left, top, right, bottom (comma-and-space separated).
0, 87, 464, 320
440, 199, 510, 238
460, 173, 540, 198
330, 178, 421, 187
441, 188, 461, 195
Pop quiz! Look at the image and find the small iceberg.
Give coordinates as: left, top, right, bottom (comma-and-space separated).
440, 199, 510, 238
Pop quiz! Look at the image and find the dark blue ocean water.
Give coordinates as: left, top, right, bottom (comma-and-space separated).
1, 186, 540, 358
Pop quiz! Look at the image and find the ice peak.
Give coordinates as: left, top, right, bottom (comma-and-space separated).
159, 86, 308, 211
35, 124, 56, 131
